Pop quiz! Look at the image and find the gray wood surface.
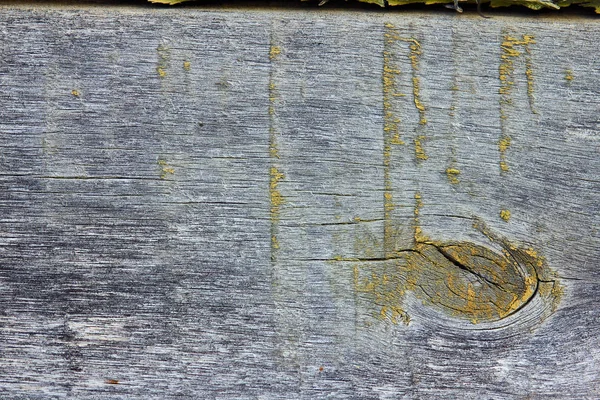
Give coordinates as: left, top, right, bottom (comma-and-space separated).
0, 4, 599, 399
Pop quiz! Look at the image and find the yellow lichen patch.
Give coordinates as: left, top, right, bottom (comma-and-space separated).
383, 192, 394, 211
414, 192, 422, 215
269, 45, 281, 61
446, 167, 460, 184
502, 35, 536, 48
406, 240, 542, 323
479, 220, 563, 316
390, 134, 404, 145
71, 89, 80, 97
498, 33, 536, 172
413, 192, 430, 243
270, 166, 285, 191
500, 209, 511, 222
399, 37, 428, 160
342, 201, 564, 327
353, 261, 410, 325
343, 202, 564, 328
549, 281, 565, 312
414, 135, 428, 160
522, 35, 536, 45
269, 169, 285, 221
498, 134, 512, 172
157, 159, 175, 179
498, 135, 511, 153
156, 44, 170, 79
183, 61, 191, 71
565, 69, 574, 82
412, 78, 425, 112
498, 134, 512, 173
466, 283, 478, 324
403, 39, 427, 127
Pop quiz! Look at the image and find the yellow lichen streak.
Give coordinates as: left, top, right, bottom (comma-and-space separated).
269, 45, 281, 61
446, 40, 461, 187
498, 135, 511, 172
382, 22, 404, 258
414, 135, 428, 161
354, 265, 410, 325
270, 166, 285, 222
564, 69, 574, 82
498, 33, 536, 173
446, 167, 460, 184
345, 23, 415, 324
156, 44, 170, 78
500, 209, 511, 222
157, 159, 175, 179
337, 29, 562, 330
381, 25, 428, 255
406, 39, 426, 124
413, 191, 429, 243
402, 37, 428, 160
269, 36, 285, 262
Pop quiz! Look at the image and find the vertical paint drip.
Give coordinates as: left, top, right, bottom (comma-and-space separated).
523, 37, 537, 114
413, 191, 428, 243
382, 23, 403, 258
498, 32, 536, 174
446, 85, 460, 183
156, 44, 170, 78
446, 30, 461, 185
381, 24, 427, 257
406, 38, 426, 126
403, 37, 428, 161
269, 37, 284, 263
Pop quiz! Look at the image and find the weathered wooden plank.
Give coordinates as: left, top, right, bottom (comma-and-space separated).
0, 4, 599, 399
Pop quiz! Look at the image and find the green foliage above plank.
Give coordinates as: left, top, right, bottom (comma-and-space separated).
149, 0, 599, 13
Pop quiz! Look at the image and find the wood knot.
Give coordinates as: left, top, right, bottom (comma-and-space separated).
351, 226, 563, 327
406, 242, 540, 323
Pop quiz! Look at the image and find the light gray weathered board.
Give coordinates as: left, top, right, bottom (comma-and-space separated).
0, 4, 599, 399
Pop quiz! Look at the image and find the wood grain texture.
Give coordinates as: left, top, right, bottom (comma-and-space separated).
0, 4, 599, 399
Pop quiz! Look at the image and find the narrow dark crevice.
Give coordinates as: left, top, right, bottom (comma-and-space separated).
433, 245, 507, 291
308, 249, 419, 262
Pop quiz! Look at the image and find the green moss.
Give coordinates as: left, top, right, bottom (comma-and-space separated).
149, 0, 600, 12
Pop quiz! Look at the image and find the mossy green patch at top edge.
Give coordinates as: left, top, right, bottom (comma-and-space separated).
149, 0, 599, 12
